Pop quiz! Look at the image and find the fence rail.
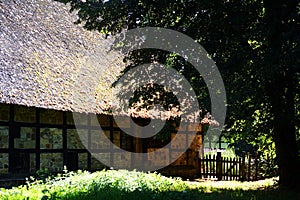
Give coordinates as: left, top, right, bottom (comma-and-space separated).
199, 152, 259, 181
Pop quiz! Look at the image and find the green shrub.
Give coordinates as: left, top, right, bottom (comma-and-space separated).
0, 170, 281, 200
0, 170, 191, 200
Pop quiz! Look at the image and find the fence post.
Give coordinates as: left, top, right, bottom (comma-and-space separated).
241, 151, 246, 181
247, 152, 251, 181
255, 152, 259, 181
216, 152, 222, 181
203, 155, 206, 178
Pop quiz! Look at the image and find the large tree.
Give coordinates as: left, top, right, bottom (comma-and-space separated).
56, 0, 300, 186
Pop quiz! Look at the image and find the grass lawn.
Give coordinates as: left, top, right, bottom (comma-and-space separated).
0, 169, 299, 200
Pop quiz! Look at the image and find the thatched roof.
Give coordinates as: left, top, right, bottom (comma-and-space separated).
0, 0, 217, 124
0, 0, 125, 114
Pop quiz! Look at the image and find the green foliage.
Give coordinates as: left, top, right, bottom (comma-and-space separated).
0, 170, 188, 200
225, 104, 278, 177
36, 168, 56, 182
0, 169, 286, 200
54, 0, 300, 185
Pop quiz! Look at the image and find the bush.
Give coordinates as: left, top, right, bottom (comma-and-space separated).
0, 170, 192, 200
0, 169, 281, 200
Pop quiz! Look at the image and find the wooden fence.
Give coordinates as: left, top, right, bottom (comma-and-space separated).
199, 152, 259, 181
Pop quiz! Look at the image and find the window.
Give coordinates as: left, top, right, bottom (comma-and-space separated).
67, 129, 88, 149
0, 104, 9, 122
40, 128, 63, 149
91, 130, 110, 149
113, 152, 131, 168
14, 127, 36, 149
14, 105, 36, 123
40, 109, 63, 124
0, 153, 8, 174
40, 153, 63, 172
91, 153, 109, 171
0, 104, 135, 175
78, 153, 88, 169
0, 126, 9, 148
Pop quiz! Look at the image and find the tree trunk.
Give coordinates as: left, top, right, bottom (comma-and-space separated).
267, 77, 299, 187
264, 0, 300, 187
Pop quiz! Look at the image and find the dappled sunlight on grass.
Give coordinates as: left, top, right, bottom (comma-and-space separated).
188, 177, 278, 191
